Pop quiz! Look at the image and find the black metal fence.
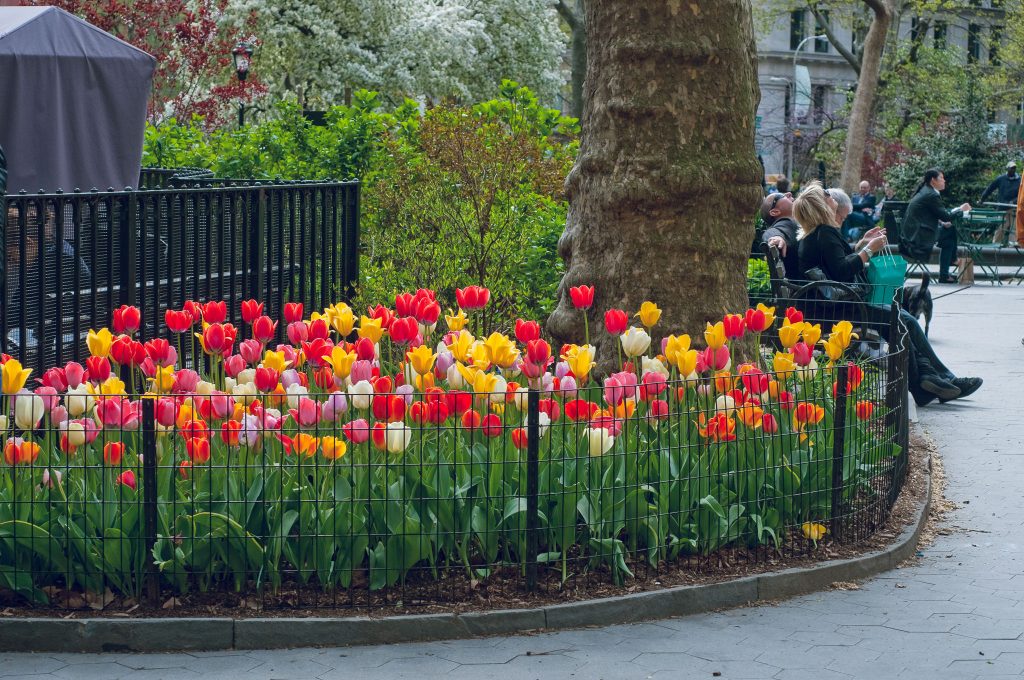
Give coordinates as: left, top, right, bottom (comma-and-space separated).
2, 171, 360, 372
0, 295, 910, 612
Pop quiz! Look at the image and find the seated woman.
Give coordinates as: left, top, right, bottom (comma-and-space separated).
793, 181, 982, 407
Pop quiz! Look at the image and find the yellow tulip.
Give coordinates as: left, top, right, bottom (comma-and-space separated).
820, 336, 846, 362
357, 316, 384, 344
801, 522, 827, 541
664, 334, 691, 359
98, 376, 126, 396
321, 436, 347, 460
773, 352, 796, 380
325, 347, 357, 379
778, 322, 804, 349
455, 362, 480, 388
87, 328, 113, 358
673, 349, 699, 378
446, 330, 476, 364
150, 365, 176, 392
754, 303, 776, 330
1, 358, 31, 395
262, 350, 290, 374
470, 370, 500, 397
327, 304, 356, 336
446, 309, 469, 332
565, 345, 596, 384
406, 344, 436, 376
801, 323, 822, 347
481, 332, 519, 369
829, 321, 858, 351
469, 342, 492, 371
704, 322, 727, 350
636, 301, 662, 328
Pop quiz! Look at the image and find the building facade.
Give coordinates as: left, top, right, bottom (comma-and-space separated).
755, 2, 1009, 183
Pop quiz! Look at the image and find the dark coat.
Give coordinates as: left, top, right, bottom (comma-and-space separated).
797, 224, 865, 283
900, 186, 956, 261
980, 172, 1021, 204
761, 217, 800, 278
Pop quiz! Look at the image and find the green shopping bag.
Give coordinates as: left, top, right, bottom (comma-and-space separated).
866, 248, 907, 305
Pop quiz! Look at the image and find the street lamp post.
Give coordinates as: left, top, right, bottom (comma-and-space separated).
787, 34, 827, 181
232, 41, 254, 128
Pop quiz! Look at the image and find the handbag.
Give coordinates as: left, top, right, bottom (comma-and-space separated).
803, 267, 870, 302
866, 247, 908, 305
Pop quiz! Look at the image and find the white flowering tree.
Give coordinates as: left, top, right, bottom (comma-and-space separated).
231, 0, 566, 109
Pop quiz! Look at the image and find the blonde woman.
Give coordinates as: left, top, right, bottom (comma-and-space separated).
794, 182, 886, 282
792, 181, 981, 407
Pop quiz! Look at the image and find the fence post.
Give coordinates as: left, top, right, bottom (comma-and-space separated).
525, 387, 540, 592
830, 363, 849, 539
142, 398, 160, 607
250, 188, 267, 303
119, 190, 139, 308
344, 184, 360, 302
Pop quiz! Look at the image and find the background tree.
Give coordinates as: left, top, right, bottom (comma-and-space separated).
556, 0, 587, 118
547, 1, 762, 360
37, 0, 264, 127
230, 0, 566, 109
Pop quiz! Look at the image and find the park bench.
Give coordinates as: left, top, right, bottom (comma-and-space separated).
955, 208, 1024, 285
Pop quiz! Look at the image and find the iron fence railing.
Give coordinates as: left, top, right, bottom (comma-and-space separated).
0, 295, 910, 611
2, 176, 360, 372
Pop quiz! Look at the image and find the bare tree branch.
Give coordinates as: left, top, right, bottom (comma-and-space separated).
807, 2, 861, 75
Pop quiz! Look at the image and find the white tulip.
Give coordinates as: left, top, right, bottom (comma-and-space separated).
714, 394, 736, 416
538, 412, 551, 438
286, 382, 308, 410
642, 356, 670, 379
14, 395, 45, 431
231, 382, 257, 405
488, 375, 508, 405
66, 384, 94, 417
620, 327, 652, 358
196, 380, 216, 396
446, 363, 465, 389
514, 386, 529, 412
385, 422, 412, 454
236, 368, 256, 385
65, 421, 87, 448
348, 380, 374, 410
584, 427, 615, 457
0, 414, 7, 433
223, 377, 237, 393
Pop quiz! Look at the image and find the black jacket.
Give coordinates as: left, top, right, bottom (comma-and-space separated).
900, 186, 956, 261
797, 224, 865, 283
980, 172, 1021, 204
761, 217, 800, 278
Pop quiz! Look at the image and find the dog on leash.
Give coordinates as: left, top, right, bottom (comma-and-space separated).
900, 271, 933, 336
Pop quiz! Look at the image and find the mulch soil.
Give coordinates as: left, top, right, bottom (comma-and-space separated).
0, 429, 936, 620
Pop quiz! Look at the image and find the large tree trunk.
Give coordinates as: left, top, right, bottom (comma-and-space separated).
840, 0, 892, 193
547, 1, 762, 368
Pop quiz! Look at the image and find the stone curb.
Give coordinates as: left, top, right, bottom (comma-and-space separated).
0, 458, 931, 653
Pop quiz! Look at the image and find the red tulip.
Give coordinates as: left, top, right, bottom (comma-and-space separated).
308, 318, 330, 341
511, 428, 529, 450
447, 390, 473, 416
784, 307, 803, 325
538, 398, 560, 422
525, 339, 551, 366
789, 342, 813, 367
254, 367, 279, 392
103, 441, 125, 465
722, 314, 746, 340
183, 300, 203, 324
112, 305, 141, 335
461, 409, 483, 430
855, 400, 874, 421
252, 316, 277, 344
354, 337, 376, 361
111, 336, 146, 367
185, 437, 211, 463
370, 422, 387, 450
372, 394, 406, 422
395, 292, 417, 317
145, 338, 174, 367
455, 286, 490, 310
202, 301, 227, 324
202, 323, 234, 356
481, 413, 503, 438
300, 339, 331, 368
368, 304, 395, 330
604, 309, 628, 335
389, 317, 419, 345
514, 319, 541, 344
569, 285, 594, 310
221, 420, 242, 446
762, 413, 779, 434
564, 399, 599, 422
86, 356, 111, 383
165, 309, 192, 333
744, 307, 772, 333
284, 302, 304, 324
241, 299, 264, 324
414, 298, 441, 325
116, 470, 137, 491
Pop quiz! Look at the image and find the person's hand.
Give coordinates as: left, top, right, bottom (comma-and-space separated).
959, 202, 972, 213
863, 226, 884, 240
868, 234, 887, 253
767, 236, 787, 256
940, 220, 952, 229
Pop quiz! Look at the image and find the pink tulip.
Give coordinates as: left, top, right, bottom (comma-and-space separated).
280, 369, 301, 390
209, 391, 235, 420
559, 375, 578, 396
287, 321, 308, 345
790, 342, 813, 367
116, 470, 137, 491
173, 369, 200, 394
555, 361, 571, 379
239, 415, 262, 447
640, 371, 667, 400
321, 392, 348, 422
350, 360, 374, 384
34, 386, 60, 412
42, 468, 62, 489
50, 405, 68, 426
239, 339, 263, 364
288, 396, 321, 427
156, 397, 177, 427
342, 418, 370, 444
603, 376, 626, 406
223, 354, 246, 378
64, 362, 85, 389
41, 367, 69, 392
701, 346, 731, 372
610, 371, 639, 400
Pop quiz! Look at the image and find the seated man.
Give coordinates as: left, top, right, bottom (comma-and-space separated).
760, 191, 799, 277
844, 180, 876, 241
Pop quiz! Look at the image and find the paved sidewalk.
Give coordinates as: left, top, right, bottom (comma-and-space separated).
5, 286, 1024, 680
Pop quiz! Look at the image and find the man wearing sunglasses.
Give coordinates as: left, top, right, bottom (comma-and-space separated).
760, 191, 799, 277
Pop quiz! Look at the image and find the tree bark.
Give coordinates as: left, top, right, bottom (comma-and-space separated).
547, 1, 762, 369
557, 0, 587, 119
839, 0, 892, 194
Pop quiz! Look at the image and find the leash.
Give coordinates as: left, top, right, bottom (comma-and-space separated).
931, 286, 971, 300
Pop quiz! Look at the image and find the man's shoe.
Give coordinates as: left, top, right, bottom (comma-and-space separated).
914, 391, 938, 407
920, 375, 960, 400
940, 377, 983, 403
938, 276, 955, 284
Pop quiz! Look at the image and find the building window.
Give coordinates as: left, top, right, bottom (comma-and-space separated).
968, 24, 981, 64
990, 26, 1002, 65
911, 17, 926, 43
812, 85, 828, 125
790, 10, 806, 50
1017, 99, 1024, 125
814, 12, 830, 53
934, 22, 947, 50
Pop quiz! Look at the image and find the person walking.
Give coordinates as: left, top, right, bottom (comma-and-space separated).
900, 168, 971, 283
979, 161, 1021, 205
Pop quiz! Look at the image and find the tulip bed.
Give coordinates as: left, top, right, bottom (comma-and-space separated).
0, 287, 903, 606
